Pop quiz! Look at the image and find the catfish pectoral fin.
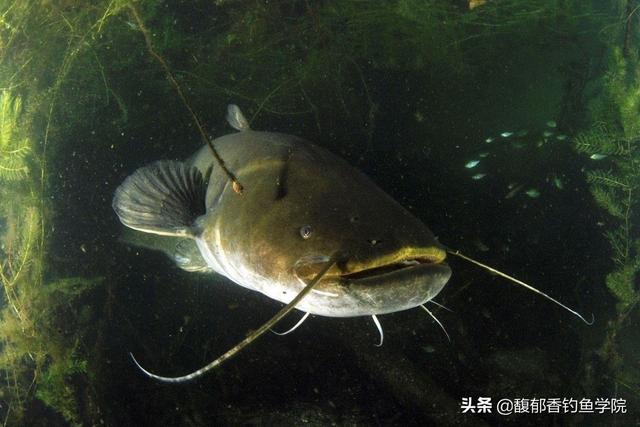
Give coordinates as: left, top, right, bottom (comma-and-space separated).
113, 160, 209, 237
174, 239, 211, 272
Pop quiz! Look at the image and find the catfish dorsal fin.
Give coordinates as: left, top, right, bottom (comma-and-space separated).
226, 104, 251, 131
113, 160, 209, 237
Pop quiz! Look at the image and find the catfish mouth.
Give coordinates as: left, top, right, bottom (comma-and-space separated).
295, 246, 448, 284
340, 256, 441, 281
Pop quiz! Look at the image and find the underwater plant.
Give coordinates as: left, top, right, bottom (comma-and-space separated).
0, 91, 29, 181
0, 1, 124, 425
575, 123, 639, 310
0, 268, 104, 425
575, 43, 640, 398
0, 175, 104, 424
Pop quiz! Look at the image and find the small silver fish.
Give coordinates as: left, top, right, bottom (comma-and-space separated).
543, 131, 553, 137
525, 189, 540, 198
500, 132, 513, 138
553, 176, 564, 190
471, 173, 487, 180
546, 120, 557, 128
485, 137, 494, 143
590, 154, 607, 160
555, 135, 567, 141
465, 160, 480, 169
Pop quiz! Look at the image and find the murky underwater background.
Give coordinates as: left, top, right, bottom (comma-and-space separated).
0, 0, 638, 425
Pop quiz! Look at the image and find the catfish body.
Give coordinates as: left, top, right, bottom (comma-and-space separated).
113, 107, 451, 317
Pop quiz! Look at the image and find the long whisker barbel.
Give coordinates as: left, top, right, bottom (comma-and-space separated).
446, 248, 594, 325
130, 255, 340, 383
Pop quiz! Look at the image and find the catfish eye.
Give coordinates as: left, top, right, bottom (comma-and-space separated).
300, 225, 313, 239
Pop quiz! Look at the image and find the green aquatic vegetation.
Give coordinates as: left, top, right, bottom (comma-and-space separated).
0, 1, 124, 425
575, 30, 640, 399
603, 47, 640, 137
0, 270, 104, 426
0, 199, 42, 423
575, 124, 631, 157
0, 91, 29, 181
576, 50, 640, 313
35, 351, 88, 427
576, 126, 639, 310
33, 277, 103, 427
0, 199, 104, 424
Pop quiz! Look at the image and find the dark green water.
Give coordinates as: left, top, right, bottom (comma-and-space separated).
0, 1, 638, 426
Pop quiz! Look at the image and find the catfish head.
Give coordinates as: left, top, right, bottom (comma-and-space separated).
195, 135, 452, 317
